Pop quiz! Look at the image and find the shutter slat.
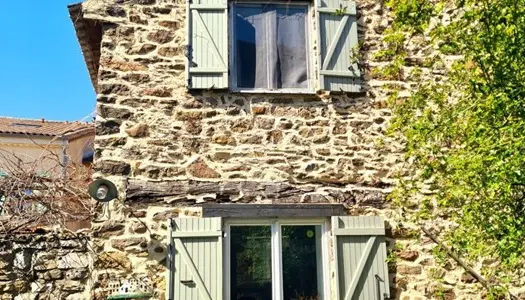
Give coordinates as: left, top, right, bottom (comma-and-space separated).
334, 228, 385, 236
187, 0, 228, 89
317, 7, 356, 14
344, 236, 377, 300
174, 237, 213, 300
317, 0, 360, 92
321, 15, 349, 70
332, 216, 390, 300
194, 11, 227, 69
171, 217, 223, 300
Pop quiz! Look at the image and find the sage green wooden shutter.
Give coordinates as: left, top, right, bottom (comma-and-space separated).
317, 0, 360, 92
187, 0, 228, 89
171, 218, 223, 300
332, 216, 390, 300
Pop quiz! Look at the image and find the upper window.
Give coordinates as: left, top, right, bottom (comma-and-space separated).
186, 0, 361, 92
232, 4, 309, 91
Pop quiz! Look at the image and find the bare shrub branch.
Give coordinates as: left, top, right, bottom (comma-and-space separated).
0, 142, 93, 233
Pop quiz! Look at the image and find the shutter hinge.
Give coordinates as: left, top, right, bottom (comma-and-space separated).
187, 78, 192, 87
186, 0, 192, 4
184, 45, 192, 60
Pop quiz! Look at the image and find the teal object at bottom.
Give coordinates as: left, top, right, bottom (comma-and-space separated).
107, 293, 152, 300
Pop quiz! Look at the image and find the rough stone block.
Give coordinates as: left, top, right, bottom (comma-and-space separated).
398, 264, 423, 275
397, 250, 419, 262
58, 253, 89, 269
33, 253, 58, 271
126, 43, 156, 55
96, 120, 121, 135
143, 87, 173, 97
93, 221, 126, 238
66, 293, 87, 300
158, 20, 180, 29
147, 29, 174, 44
94, 252, 132, 271
58, 280, 85, 292
98, 84, 131, 96
125, 123, 148, 137
130, 222, 148, 234
94, 160, 131, 175
65, 268, 89, 280
187, 158, 220, 178
111, 237, 147, 251
152, 209, 180, 221
40, 269, 63, 280
59, 240, 87, 249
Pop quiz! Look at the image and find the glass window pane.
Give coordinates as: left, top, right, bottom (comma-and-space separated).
282, 225, 321, 300
230, 226, 272, 300
276, 7, 308, 89
234, 5, 308, 90
235, 7, 269, 89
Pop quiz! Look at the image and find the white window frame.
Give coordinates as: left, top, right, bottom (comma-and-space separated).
223, 218, 331, 300
228, 1, 315, 94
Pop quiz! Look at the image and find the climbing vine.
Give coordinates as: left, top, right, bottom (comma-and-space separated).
380, 0, 525, 296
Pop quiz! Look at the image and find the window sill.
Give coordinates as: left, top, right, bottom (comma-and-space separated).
230, 88, 316, 95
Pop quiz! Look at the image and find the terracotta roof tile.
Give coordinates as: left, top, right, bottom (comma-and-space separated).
0, 117, 94, 139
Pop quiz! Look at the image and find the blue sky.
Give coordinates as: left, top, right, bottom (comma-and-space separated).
0, 1, 96, 122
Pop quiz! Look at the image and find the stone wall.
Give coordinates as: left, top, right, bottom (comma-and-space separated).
0, 233, 90, 300
86, 0, 402, 191
77, 0, 498, 299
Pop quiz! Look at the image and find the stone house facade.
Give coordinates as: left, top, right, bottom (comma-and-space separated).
68, 0, 492, 299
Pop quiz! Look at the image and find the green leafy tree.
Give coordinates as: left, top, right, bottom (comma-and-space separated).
385, 0, 525, 294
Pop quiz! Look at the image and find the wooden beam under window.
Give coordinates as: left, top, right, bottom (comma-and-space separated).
202, 204, 346, 218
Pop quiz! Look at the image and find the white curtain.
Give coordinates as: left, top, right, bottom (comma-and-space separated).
236, 5, 308, 89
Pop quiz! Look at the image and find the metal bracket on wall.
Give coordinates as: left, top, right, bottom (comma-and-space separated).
184, 45, 192, 60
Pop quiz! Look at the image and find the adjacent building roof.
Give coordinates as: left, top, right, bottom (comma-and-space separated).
68, 2, 102, 92
0, 117, 95, 140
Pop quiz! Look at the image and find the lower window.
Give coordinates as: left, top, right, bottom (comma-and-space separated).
226, 220, 327, 300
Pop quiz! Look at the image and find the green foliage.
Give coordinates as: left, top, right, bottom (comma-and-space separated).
427, 267, 444, 280
349, 43, 365, 75
408, 67, 423, 81
431, 245, 448, 266
385, 0, 436, 32
334, 5, 347, 16
373, 30, 407, 61
372, 56, 405, 80
388, 0, 525, 280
